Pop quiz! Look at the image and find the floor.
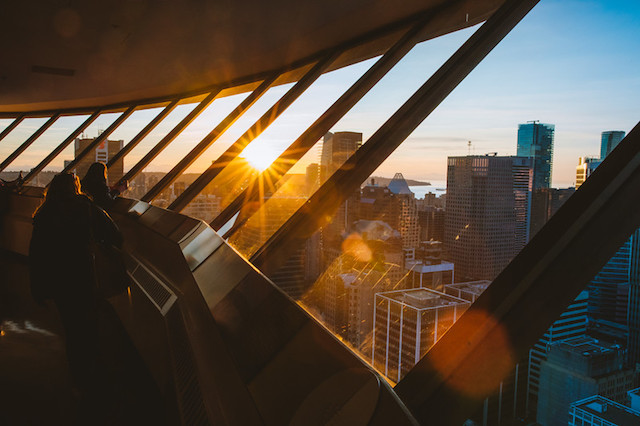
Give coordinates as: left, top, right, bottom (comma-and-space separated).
0, 251, 168, 425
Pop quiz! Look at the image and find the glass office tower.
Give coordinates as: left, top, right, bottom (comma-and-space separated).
601, 130, 626, 160
517, 122, 555, 190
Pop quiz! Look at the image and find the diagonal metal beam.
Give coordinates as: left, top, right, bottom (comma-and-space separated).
142, 75, 278, 203
168, 53, 339, 212
0, 113, 61, 172
0, 114, 27, 144
60, 106, 136, 176
209, 12, 445, 232
22, 110, 102, 185
250, 0, 539, 274
106, 100, 179, 170
117, 91, 219, 186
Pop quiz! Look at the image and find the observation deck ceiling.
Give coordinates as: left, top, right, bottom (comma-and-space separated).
1, 0, 501, 112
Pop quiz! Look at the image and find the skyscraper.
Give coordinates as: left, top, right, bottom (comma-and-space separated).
444, 155, 533, 281
388, 173, 419, 254
320, 131, 362, 180
73, 137, 124, 184
588, 239, 631, 327
320, 131, 362, 244
628, 228, 640, 366
517, 122, 554, 238
576, 157, 602, 189
517, 122, 554, 190
582, 133, 638, 364
601, 131, 626, 160
537, 336, 636, 426
527, 290, 589, 417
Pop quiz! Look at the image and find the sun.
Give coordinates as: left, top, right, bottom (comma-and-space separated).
240, 142, 280, 172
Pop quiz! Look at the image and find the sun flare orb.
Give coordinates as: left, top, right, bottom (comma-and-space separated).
240, 143, 280, 172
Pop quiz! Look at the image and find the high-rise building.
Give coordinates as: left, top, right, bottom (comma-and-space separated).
173, 181, 186, 198
320, 131, 362, 180
588, 236, 631, 328
73, 137, 124, 185
182, 194, 221, 223
528, 187, 576, 236
444, 155, 533, 281
305, 163, 320, 195
359, 174, 419, 254
601, 131, 626, 160
537, 336, 636, 426
230, 195, 309, 297
417, 207, 445, 242
628, 229, 640, 367
549, 187, 576, 216
372, 287, 470, 382
307, 220, 404, 343
569, 395, 640, 426
406, 241, 455, 291
581, 130, 638, 367
526, 290, 589, 417
320, 131, 362, 252
517, 122, 554, 237
387, 173, 420, 252
576, 157, 602, 189
517, 121, 554, 190
359, 182, 399, 227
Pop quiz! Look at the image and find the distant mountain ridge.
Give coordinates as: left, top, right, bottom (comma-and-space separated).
364, 176, 430, 187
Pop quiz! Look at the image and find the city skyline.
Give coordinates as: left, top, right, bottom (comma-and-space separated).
0, 0, 638, 188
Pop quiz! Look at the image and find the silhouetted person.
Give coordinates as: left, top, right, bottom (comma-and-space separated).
81, 162, 127, 210
29, 173, 122, 396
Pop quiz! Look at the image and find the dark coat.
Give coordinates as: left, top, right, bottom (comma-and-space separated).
29, 194, 122, 302
81, 176, 118, 210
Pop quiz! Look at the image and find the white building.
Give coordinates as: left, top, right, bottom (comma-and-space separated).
372, 287, 470, 382
569, 395, 640, 426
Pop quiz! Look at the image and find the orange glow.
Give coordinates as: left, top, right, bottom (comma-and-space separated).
429, 309, 515, 398
0, 330, 5, 337
240, 142, 280, 172
341, 233, 373, 262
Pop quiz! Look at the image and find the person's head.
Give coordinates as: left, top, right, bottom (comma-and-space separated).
83, 162, 108, 185
34, 173, 81, 217
47, 173, 81, 200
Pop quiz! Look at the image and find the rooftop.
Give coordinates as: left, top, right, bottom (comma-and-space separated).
377, 287, 469, 310
445, 281, 491, 295
571, 395, 640, 425
554, 336, 623, 358
387, 173, 414, 195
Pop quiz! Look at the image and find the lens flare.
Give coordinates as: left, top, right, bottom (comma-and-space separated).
240, 142, 280, 171
342, 233, 373, 262
428, 309, 515, 398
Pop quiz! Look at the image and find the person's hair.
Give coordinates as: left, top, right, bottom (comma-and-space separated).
33, 173, 81, 218
83, 162, 108, 186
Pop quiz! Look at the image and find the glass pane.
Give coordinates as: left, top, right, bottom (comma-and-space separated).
180, 61, 366, 222
0, 117, 49, 167
119, 103, 197, 198
1, 115, 87, 175
28, 112, 122, 187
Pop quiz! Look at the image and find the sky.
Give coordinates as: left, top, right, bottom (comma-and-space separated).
1, 0, 638, 188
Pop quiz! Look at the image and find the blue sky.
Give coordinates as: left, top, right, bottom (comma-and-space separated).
358, 0, 640, 186
1, 0, 638, 188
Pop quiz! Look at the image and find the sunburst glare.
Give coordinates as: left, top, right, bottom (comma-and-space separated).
240, 142, 280, 172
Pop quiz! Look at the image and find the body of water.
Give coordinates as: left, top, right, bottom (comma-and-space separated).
409, 180, 446, 199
